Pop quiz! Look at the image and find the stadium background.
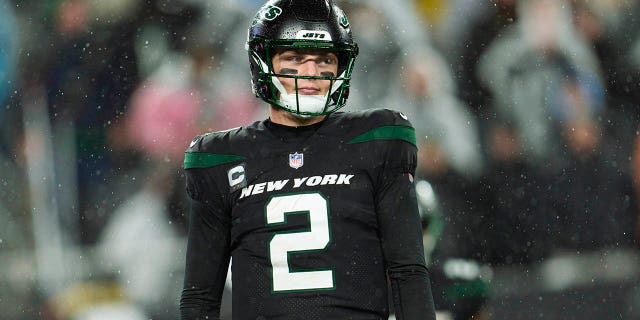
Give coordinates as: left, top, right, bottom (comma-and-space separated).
1, 0, 639, 319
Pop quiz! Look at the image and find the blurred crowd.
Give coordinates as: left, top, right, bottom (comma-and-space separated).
1, 0, 640, 319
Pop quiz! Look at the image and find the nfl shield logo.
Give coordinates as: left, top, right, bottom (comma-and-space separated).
289, 152, 304, 169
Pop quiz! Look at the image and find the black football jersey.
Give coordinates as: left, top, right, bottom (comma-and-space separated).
181, 109, 434, 320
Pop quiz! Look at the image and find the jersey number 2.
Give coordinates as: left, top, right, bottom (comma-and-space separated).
265, 192, 335, 292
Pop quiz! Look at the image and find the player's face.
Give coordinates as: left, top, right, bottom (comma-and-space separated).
271, 49, 339, 96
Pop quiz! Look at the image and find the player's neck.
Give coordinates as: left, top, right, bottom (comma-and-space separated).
269, 106, 326, 127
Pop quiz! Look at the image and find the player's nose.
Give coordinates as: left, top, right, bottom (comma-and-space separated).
299, 60, 320, 76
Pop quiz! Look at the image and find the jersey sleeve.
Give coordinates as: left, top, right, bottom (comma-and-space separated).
180, 135, 232, 320
377, 173, 436, 320
371, 110, 436, 319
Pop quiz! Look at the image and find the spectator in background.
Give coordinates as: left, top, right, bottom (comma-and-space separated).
0, 0, 19, 156
572, 0, 640, 108
442, 7, 521, 264
529, 1, 638, 253
125, 51, 203, 164
0, 0, 32, 284
97, 164, 182, 318
0, 0, 19, 174
386, 47, 484, 181
572, 0, 640, 171
0, 0, 17, 115
477, 0, 604, 167
429, 0, 499, 61
454, 0, 518, 126
44, 0, 141, 243
478, 0, 637, 254
475, 0, 553, 263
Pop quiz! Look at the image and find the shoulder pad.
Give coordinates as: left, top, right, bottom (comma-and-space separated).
352, 108, 414, 127
183, 127, 247, 169
346, 108, 416, 147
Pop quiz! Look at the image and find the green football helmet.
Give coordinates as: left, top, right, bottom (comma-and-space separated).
246, 0, 359, 116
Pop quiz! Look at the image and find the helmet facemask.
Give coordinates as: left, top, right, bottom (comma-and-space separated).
249, 39, 358, 117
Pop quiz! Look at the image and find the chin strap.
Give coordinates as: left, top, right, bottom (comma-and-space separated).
253, 52, 345, 114
270, 73, 345, 114
271, 77, 328, 114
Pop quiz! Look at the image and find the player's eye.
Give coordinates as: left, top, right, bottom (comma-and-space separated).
283, 54, 303, 62
319, 55, 338, 66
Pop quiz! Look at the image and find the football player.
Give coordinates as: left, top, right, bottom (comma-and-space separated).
180, 0, 436, 319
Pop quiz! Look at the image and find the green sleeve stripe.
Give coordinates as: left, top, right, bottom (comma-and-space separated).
347, 125, 416, 146
184, 152, 246, 169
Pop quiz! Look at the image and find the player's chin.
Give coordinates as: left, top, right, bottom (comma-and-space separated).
287, 110, 316, 119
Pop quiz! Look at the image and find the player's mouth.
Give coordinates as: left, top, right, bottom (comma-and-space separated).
297, 87, 321, 95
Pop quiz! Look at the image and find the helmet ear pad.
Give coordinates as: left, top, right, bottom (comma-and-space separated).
249, 42, 271, 99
